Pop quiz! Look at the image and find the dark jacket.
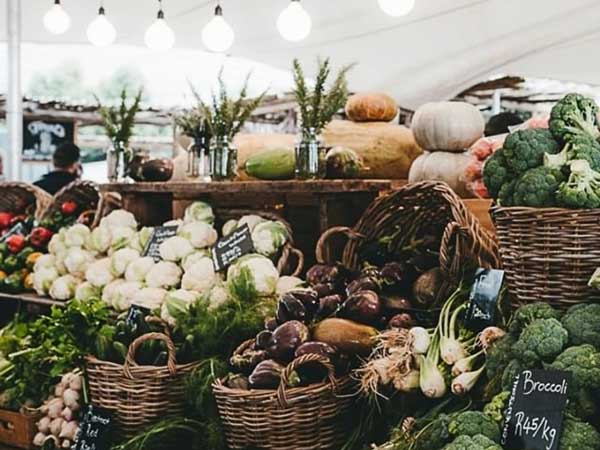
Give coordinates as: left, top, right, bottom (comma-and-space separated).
34, 170, 78, 195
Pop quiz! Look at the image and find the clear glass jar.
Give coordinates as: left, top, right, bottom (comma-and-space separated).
295, 128, 326, 179
107, 141, 131, 182
210, 136, 238, 181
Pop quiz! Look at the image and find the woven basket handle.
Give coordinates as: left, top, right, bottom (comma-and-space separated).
277, 244, 305, 277
276, 353, 337, 408
123, 332, 177, 378
77, 209, 96, 225
316, 226, 365, 265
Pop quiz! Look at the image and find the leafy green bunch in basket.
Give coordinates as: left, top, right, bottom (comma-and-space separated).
483, 93, 600, 208
292, 58, 354, 134
96, 88, 143, 148
192, 69, 267, 140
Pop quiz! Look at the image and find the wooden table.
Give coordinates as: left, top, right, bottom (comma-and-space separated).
101, 180, 407, 269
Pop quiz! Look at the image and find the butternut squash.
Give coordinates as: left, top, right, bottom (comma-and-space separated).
312, 318, 378, 355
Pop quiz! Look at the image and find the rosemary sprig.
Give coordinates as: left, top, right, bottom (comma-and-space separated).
292, 58, 354, 134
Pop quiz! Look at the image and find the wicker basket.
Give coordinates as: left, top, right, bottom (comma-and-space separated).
492, 205, 600, 309
213, 353, 355, 450
0, 182, 52, 221
316, 181, 499, 291
216, 208, 304, 277
86, 332, 201, 439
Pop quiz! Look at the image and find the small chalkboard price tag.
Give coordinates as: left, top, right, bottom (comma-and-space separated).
502, 369, 571, 450
142, 226, 178, 261
0, 222, 29, 244
72, 404, 112, 450
465, 268, 504, 332
212, 224, 255, 271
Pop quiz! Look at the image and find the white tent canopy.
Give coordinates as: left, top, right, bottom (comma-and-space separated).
1, 0, 600, 109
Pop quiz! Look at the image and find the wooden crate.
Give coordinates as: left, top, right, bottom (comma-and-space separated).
100, 180, 406, 269
464, 199, 494, 234
0, 409, 39, 449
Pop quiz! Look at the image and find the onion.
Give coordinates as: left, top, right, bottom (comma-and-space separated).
59, 420, 79, 440
54, 385, 65, 397
478, 327, 506, 350
33, 432, 46, 447
62, 439, 72, 449
49, 418, 64, 437
37, 416, 51, 433
61, 407, 73, 421
47, 398, 64, 419
409, 327, 430, 355
60, 373, 73, 388
69, 373, 83, 391
62, 389, 80, 408
451, 367, 485, 396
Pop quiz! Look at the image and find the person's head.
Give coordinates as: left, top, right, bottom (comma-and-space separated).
485, 112, 524, 136
53, 143, 81, 173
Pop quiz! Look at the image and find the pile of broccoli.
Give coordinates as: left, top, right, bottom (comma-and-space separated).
483, 93, 600, 208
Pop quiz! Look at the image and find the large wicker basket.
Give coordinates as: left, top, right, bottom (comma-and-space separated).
216, 208, 304, 277
86, 332, 201, 439
0, 182, 52, 221
213, 353, 355, 450
316, 181, 499, 291
492, 206, 600, 309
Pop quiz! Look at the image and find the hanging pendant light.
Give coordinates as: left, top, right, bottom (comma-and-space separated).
43, 0, 71, 35
202, 2, 235, 53
378, 0, 415, 17
145, 0, 176, 51
277, 0, 311, 42
87, 3, 117, 47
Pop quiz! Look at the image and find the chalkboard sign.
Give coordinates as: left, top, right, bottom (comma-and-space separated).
72, 404, 112, 450
0, 222, 29, 243
142, 226, 178, 261
465, 268, 504, 332
212, 224, 255, 271
502, 369, 571, 450
22, 119, 75, 161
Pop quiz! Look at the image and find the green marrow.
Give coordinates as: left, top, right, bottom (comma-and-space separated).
245, 148, 295, 180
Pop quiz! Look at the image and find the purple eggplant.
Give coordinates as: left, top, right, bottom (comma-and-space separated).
291, 289, 320, 318
381, 295, 413, 312
264, 317, 278, 332
306, 264, 349, 287
313, 282, 338, 298
276, 295, 307, 324
249, 360, 284, 390
295, 341, 338, 361
346, 277, 380, 296
388, 313, 416, 329
338, 290, 382, 325
256, 330, 273, 350
267, 320, 310, 363
229, 345, 268, 374
380, 262, 405, 286
316, 294, 343, 320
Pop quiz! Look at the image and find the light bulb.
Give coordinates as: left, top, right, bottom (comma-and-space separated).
202, 5, 235, 53
43, 0, 71, 35
378, 0, 415, 17
145, 12, 175, 51
277, 0, 311, 42
87, 6, 117, 47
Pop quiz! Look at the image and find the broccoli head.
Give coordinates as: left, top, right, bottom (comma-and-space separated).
501, 359, 523, 391
497, 180, 516, 206
550, 345, 600, 419
562, 303, 600, 349
557, 159, 600, 209
559, 417, 600, 450
483, 391, 510, 425
502, 129, 560, 175
486, 334, 517, 381
567, 135, 600, 171
414, 414, 452, 450
483, 151, 511, 198
512, 166, 564, 207
442, 434, 502, 450
513, 318, 568, 366
508, 302, 562, 338
448, 411, 500, 443
550, 93, 600, 143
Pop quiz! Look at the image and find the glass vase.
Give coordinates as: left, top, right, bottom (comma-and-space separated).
107, 141, 131, 182
210, 136, 238, 181
295, 128, 326, 180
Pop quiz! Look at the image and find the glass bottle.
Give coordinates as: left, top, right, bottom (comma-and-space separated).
295, 127, 325, 179
210, 135, 238, 181
107, 140, 130, 182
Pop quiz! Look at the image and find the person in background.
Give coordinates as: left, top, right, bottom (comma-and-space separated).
484, 112, 524, 136
34, 143, 82, 194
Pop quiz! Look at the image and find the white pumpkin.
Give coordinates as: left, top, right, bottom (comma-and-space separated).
411, 102, 485, 152
408, 151, 474, 198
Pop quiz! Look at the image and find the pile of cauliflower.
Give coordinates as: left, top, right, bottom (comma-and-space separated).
33, 371, 82, 449
31, 202, 302, 323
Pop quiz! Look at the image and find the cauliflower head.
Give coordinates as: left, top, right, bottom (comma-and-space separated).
145, 261, 182, 289
100, 209, 138, 230
181, 257, 217, 293
159, 236, 194, 262
124, 256, 156, 283
85, 258, 115, 287
49, 274, 80, 300
64, 224, 91, 248
110, 248, 140, 277
227, 254, 279, 297
178, 221, 218, 249
183, 201, 214, 225
251, 221, 289, 257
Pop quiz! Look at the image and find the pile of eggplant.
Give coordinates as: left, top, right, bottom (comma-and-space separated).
225, 256, 447, 391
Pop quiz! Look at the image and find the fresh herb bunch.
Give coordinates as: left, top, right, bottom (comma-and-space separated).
97, 88, 143, 147
192, 70, 267, 139
175, 108, 209, 141
292, 58, 354, 134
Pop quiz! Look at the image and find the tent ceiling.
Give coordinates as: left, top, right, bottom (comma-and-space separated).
1, 0, 600, 109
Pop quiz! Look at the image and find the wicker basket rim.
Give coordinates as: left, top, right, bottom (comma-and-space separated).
85, 355, 201, 372
212, 374, 352, 399
491, 205, 600, 213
